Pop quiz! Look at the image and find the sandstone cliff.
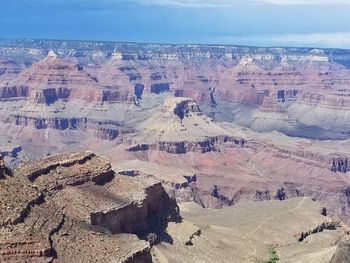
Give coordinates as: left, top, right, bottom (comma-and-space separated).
2, 39, 350, 139
0, 151, 179, 263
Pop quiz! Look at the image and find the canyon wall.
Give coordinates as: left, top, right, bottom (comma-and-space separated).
1, 39, 350, 139
0, 151, 179, 262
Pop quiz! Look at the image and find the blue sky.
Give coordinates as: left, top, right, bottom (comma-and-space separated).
0, 0, 349, 48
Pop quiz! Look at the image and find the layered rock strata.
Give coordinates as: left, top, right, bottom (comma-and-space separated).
128, 135, 243, 154
0, 151, 179, 262
2, 40, 350, 139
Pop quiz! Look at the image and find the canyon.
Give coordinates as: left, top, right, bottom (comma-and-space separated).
1, 152, 345, 263
1, 38, 350, 262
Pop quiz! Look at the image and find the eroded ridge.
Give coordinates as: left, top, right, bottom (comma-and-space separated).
0, 151, 179, 262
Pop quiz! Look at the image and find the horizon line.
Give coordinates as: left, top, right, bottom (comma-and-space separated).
0, 37, 349, 52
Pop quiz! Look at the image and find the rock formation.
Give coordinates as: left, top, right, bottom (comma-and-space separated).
1, 51, 132, 103
129, 96, 244, 153
331, 157, 349, 173
0, 151, 12, 178
1, 39, 350, 262
0, 151, 6, 177
2, 39, 350, 140
0, 151, 179, 262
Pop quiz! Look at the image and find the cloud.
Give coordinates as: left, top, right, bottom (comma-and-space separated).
136, 0, 350, 7
219, 32, 350, 49
271, 32, 350, 48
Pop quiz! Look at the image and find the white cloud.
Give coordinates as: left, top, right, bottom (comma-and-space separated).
219, 32, 350, 49
271, 32, 350, 48
136, 0, 350, 7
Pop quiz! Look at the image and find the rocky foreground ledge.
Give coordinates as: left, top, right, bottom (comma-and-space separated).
0, 151, 179, 263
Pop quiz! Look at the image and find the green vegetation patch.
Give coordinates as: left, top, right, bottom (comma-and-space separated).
260, 248, 279, 263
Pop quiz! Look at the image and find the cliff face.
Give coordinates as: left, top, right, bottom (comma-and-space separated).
128, 135, 243, 154
2, 39, 350, 236
1, 39, 350, 139
88, 179, 179, 235
0, 152, 11, 178
6, 115, 120, 140
2, 53, 132, 103
0, 151, 179, 263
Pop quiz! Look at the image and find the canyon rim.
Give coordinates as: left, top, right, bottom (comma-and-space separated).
1, 1, 350, 262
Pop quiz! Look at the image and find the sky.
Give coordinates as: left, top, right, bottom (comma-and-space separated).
0, 0, 349, 48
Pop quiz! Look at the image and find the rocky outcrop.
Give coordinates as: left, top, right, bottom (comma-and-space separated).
1, 53, 133, 104
94, 126, 119, 140
190, 181, 306, 210
20, 151, 112, 184
150, 83, 170, 94
102, 89, 130, 102
0, 152, 5, 177
0, 151, 11, 178
0, 86, 29, 100
0, 151, 179, 262
0, 152, 113, 227
10, 115, 88, 129
7, 115, 121, 140
173, 98, 201, 122
298, 222, 338, 242
211, 185, 233, 206
90, 180, 179, 236
331, 158, 349, 173
32, 87, 70, 104
276, 89, 299, 103
128, 136, 243, 154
